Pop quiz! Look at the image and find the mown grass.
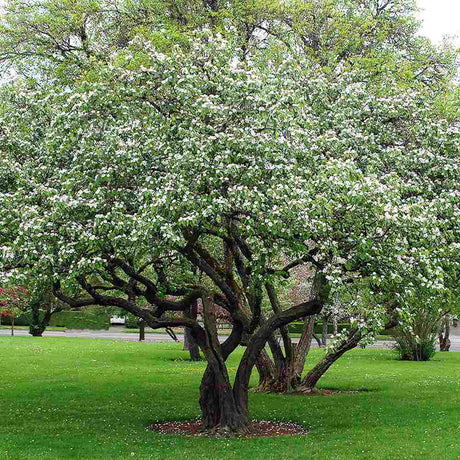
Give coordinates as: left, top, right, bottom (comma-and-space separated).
0, 337, 458, 459
0, 326, 66, 332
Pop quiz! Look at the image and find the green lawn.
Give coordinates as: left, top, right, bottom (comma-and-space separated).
0, 338, 458, 459
0, 326, 67, 332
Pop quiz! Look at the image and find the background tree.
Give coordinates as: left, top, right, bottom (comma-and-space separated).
0, 286, 28, 335
26, 286, 69, 336
392, 291, 459, 361
438, 315, 453, 352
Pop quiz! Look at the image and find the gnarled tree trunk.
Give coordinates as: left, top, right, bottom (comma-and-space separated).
257, 314, 318, 393
253, 273, 328, 394
28, 303, 57, 337
291, 315, 316, 385
233, 298, 322, 411
199, 364, 247, 431
254, 348, 277, 391
298, 328, 361, 392
196, 294, 248, 432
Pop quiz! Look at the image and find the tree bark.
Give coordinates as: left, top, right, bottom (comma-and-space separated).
199, 364, 247, 432
321, 320, 328, 347
184, 301, 201, 361
298, 329, 361, 392
439, 316, 451, 351
292, 315, 316, 384
197, 294, 247, 433
139, 319, 145, 341
254, 348, 277, 391
253, 336, 294, 393
257, 315, 318, 393
252, 273, 328, 394
233, 298, 322, 409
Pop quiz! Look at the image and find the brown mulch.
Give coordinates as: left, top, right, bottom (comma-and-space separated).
148, 420, 308, 437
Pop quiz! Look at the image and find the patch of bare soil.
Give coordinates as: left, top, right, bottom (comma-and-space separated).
148, 420, 308, 437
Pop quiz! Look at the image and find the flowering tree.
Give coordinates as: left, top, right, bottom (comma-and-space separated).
1, 27, 458, 432
0, 286, 28, 335
1, 37, 327, 431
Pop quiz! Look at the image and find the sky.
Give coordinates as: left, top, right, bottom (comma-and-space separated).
417, 0, 460, 46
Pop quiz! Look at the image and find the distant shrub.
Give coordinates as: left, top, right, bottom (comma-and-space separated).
125, 314, 140, 329
391, 310, 440, 361
49, 310, 110, 330
393, 335, 436, 361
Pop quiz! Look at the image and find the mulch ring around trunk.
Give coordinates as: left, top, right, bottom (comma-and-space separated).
148, 419, 308, 437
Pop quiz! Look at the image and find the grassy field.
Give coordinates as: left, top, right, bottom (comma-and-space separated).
0, 337, 458, 459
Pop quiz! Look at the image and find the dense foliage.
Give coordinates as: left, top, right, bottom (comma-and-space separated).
0, 0, 458, 431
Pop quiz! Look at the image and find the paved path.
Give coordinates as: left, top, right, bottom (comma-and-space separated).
1, 326, 459, 351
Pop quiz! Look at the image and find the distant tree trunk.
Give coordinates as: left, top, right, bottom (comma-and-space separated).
29, 303, 46, 337
321, 320, 328, 347
312, 331, 322, 347
439, 317, 451, 352
333, 317, 338, 335
184, 300, 201, 361
184, 326, 201, 360
139, 319, 145, 341
184, 327, 190, 349
11, 315, 14, 336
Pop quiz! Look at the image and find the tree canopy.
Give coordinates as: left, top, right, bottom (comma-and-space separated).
0, 0, 458, 433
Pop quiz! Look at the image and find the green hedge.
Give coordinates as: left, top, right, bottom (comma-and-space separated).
0, 314, 30, 326
287, 322, 353, 334
49, 311, 110, 330
1, 308, 111, 330
125, 314, 140, 329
